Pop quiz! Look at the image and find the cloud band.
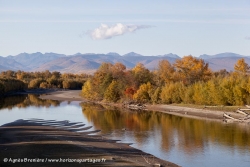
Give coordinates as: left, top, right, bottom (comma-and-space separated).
87, 23, 151, 40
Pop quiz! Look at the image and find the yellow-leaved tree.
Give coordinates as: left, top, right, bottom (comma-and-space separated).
132, 63, 152, 88
82, 80, 99, 100
174, 55, 212, 85
133, 82, 153, 103
104, 80, 120, 102
234, 58, 250, 75
160, 82, 185, 104
157, 60, 175, 84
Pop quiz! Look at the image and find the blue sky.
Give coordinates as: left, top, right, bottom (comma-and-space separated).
0, 0, 250, 57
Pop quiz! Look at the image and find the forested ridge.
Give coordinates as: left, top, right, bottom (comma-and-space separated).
0, 70, 90, 96
82, 56, 250, 106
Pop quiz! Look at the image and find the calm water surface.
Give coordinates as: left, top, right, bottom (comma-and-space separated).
0, 94, 250, 167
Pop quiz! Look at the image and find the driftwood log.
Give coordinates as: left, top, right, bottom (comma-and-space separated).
223, 113, 240, 121
236, 109, 249, 116
223, 112, 250, 123
237, 108, 250, 111
245, 105, 250, 108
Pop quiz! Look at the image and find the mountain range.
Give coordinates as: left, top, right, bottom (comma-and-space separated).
0, 52, 249, 74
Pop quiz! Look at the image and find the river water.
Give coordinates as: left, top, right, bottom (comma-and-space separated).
0, 94, 250, 167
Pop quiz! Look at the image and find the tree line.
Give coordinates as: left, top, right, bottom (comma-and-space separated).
0, 70, 90, 96
82, 56, 250, 106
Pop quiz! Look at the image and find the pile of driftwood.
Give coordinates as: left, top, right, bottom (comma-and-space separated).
123, 102, 147, 111
223, 105, 250, 123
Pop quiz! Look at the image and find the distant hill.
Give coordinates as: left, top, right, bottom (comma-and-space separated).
199, 52, 246, 59
0, 52, 249, 73
5, 52, 66, 70
0, 56, 30, 71
199, 53, 250, 71
123, 52, 144, 57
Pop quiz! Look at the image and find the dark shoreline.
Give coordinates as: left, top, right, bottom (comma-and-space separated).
0, 119, 178, 167
4, 88, 65, 95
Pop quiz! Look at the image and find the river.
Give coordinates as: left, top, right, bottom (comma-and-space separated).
0, 94, 250, 167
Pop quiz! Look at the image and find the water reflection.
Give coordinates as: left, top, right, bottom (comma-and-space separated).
0, 94, 60, 110
81, 103, 250, 156
1, 96, 250, 166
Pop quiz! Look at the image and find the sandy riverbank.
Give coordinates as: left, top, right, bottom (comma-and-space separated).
39, 90, 248, 122
39, 90, 86, 102
0, 119, 177, 167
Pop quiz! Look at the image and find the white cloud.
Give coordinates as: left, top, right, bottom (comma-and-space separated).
87, 23, 151, 40
245, 36, 250, 40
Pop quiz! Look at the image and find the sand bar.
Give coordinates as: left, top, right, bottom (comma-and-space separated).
0, 119, 178, 167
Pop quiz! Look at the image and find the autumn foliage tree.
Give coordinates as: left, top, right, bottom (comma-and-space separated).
157, 60, 175, 85
81, 80, 99, 100
234, 58, 250, 75
160, 82, 185, 104
131, 63, 152, 88
104, 80, 120, 102
82, 62, 128, 101
133, 82, 153, 103
124, 87, 136, 100
173, 55, 212, 84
